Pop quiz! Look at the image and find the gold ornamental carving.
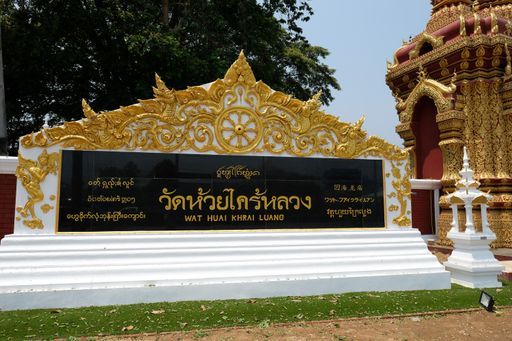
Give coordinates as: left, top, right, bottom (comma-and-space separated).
408, 33, 445, 60
387, 160, 412, 227
439, 138, 464, 182
439, 58, 450, 77
215, 107, 262, 153
387, 35, 512, 83
427, 3, 472, 33
460, 14, 467, 37
397, 77, 456, 124
492, 45, 503, 68
460, 47, 470, 70
436, 109, 466, 124
461, 79, 511, 179
476, 46, 486, 68
15, 150, 59, 229
21, 52, 407, 162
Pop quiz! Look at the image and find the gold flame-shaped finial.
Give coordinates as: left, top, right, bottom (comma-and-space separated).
417, 65, 428, 81
223, 50, 256, 86
81, 99, 97, 119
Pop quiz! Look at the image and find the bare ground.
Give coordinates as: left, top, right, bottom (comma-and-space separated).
103, 307, 512, 341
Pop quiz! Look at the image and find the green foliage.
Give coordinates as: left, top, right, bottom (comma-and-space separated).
1, 0, 340, 154
0, 281, 510, 340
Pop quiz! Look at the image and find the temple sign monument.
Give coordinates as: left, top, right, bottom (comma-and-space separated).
0, 52, 450, 310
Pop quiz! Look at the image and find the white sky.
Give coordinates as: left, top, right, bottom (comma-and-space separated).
302, 0, 431, 146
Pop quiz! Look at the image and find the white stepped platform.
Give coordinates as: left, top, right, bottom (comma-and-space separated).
0, 229, 451, 311
444, 232, 504, 288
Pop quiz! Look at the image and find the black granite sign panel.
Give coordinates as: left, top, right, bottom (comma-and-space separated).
57, 150, 385, 232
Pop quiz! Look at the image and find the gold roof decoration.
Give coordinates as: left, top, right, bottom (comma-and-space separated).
396, 70, 457, 124
20, 51, 406, 161
408, 32, 445, 60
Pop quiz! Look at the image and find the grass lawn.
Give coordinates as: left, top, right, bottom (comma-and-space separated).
1, 281, 510, 340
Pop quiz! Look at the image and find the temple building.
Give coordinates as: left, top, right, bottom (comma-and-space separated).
386, 0, 512, 247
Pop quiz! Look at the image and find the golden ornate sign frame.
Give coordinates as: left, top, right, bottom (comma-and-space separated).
15, 52, 412, 231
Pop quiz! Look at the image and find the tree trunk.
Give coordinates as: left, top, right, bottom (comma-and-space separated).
161, 0, 169, 25
0, 25, 8, 155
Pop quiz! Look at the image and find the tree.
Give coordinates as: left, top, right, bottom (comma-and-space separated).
0, 24, 7, 155
1, 0, 339, 155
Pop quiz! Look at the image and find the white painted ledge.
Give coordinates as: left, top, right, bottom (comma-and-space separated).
410, 179, 442, 190
0, 156, 17, 174
0, 229, 451, 310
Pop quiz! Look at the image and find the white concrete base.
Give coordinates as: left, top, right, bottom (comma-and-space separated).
0, 229, 451, 311
444, 232, 504, 288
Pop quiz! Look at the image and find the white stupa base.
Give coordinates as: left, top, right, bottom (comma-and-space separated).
0, 229, 451, 311
444, 232, 504, 288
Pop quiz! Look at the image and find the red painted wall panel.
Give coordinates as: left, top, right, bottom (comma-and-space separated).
0, 174, 16, 240
410, 97, 441, 234
411, 189, 434, 235
411, 97, 443, 180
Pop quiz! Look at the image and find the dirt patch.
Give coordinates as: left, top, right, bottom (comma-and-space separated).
105, 307, 512, 341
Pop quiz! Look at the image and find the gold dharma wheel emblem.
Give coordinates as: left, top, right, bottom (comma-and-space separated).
215, 108, 262, 152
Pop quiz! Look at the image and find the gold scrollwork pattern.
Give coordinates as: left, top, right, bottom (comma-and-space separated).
488, 211, 512, 248
21, 52, 407, 163
439, 138, 464, 182
461, 79, 512, 179
460, 47, 470, 70
15, 150, 59, 229
427, 3, 472, 33
387, 160, 412, 227
437, 209, 454, 247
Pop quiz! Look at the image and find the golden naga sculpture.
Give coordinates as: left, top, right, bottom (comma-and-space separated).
15, 150, 59, 229
20, 52, 406, 162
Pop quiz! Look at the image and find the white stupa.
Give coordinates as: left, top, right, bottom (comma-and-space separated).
443, 147, 503, 288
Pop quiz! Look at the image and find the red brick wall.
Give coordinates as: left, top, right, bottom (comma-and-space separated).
0, 174, 16, 240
